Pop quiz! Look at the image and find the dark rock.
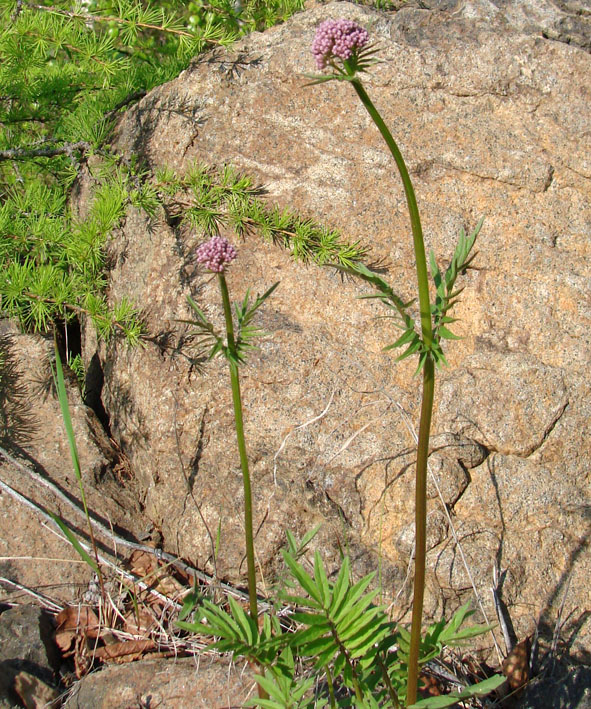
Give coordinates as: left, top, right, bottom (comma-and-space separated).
0, 605, 60, 705
515, 665, 591, 708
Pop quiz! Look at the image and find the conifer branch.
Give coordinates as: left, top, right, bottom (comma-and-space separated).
25, 3, 227, 43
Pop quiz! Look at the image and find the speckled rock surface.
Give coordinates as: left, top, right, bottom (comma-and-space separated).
63, 656, 254, 708
73, 0, 591, 667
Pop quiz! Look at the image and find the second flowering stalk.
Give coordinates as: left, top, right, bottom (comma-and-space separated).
188, 236, 279, 620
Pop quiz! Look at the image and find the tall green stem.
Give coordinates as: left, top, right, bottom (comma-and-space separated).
406, 357, 434, 705
351, 79, 433, 351
351, 78, 435, 706
218, 273, 258, 620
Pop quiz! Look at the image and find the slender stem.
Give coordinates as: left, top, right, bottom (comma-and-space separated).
350, 79, 433, 350
218, 273, 258, 620
325, 665, 337, 709
349, 78, 435, 707
406, 355, 434, 705
218, 273, 269, 704
377, 651, 401, 709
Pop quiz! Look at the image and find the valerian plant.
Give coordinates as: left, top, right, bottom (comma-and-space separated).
306, 17, 496, 706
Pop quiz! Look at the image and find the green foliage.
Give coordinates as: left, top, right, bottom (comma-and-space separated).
177, 594, 281, 665
177, 529, 505, 707
182, 282, 279, 365
429, 218, 483, 367
0, 160, 145, 340
332, 217, 481, 375
244, 647, 320, 709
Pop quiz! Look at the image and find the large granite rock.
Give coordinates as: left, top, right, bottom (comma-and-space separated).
74, 0, 590, 666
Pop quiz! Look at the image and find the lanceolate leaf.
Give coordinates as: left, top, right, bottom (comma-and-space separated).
394, 337, 422, 361
332, 572, 376, 623
50, 513, 99, 574
437, 325, 461, 340
383, 327, 417, 351
313, 551, 331, 607
329, 556, 351, 617
282, 550, 323, 605
430, 219, 483, 356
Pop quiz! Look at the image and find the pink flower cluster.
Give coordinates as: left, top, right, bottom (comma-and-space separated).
195, 236, 237, 273
311, 18, 369, 70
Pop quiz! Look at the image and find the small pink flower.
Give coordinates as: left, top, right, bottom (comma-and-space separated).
311, 18, 369, 70
195, 236, 237, 273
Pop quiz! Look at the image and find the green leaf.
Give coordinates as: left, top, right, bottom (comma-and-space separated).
437, 325, 461, 340
282, 550, 323, 605
53, 345, 82, 483
329, 556, 351, 618
280, 592, 321, 609
313, 551, 331, 607
285, 529, 298, 556
444, 623, 496, 643
336, 598, 382, 642
383, 328, 417, 351
178, 587, 200, 622
346, 622, 390, 658
394, 338, 422, 361
250, 673, 287, 701
429, 250, 443, 296
290, 612, 331, 627
413, 350, 430, 376
227, 596, 256, 646
200, 600, 242, 638
300, 635, 337, 660
50, 513, 99, 574
298, 524, 322, 553
290, 622, 330, 647
332, 572, 376, 624
439, 603, 473, 638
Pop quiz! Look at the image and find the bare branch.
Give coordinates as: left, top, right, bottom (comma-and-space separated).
0, 445, 270, 608
0, 141, 92, 162
10, 0, 24, 23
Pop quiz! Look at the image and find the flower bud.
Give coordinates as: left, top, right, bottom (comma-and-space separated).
311, 18, 369, 70
195, 236, 237, 273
